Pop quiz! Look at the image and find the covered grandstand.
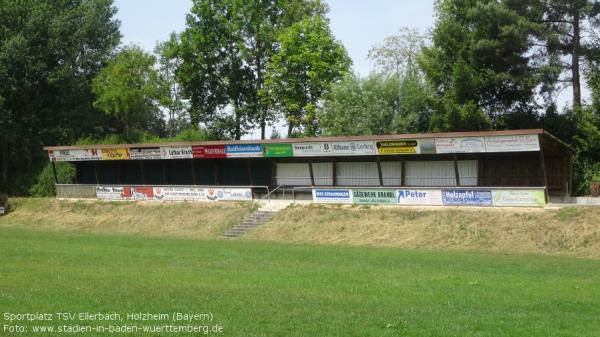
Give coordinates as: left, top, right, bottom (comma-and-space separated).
44, 129, 572, 207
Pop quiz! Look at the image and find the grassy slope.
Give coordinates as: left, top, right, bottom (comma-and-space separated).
1, 228, 600, 337
247, 204, 600, 258
0, 198, 256, 239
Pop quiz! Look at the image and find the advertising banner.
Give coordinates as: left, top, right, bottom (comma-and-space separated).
49, 149, 102, 161
153, 187, 207, 201
492, 190, 545, 207
226, 144, 263, 158
123, 187, 154, 200
205, 188, 253, 201
329, 141, 378, 156
484, 135, 540, 152
160, 146, 193, 159
96, 186, 125, 200
376, 140, 420, 154
435, 137, 486, 154
396, 189, 443, 205
442, 189, 493, 206
192, 145, 226, 158
264, 143, 293, 157
312, 189, 353, 204
101, 148, 130, 160
352, 189, 396, 205
293, 142, 332, 156
129, 147, 161, 160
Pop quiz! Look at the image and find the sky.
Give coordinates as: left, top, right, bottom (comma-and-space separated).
113, 0, 435, 77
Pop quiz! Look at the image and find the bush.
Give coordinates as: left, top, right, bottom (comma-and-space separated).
29, 162, 75, 197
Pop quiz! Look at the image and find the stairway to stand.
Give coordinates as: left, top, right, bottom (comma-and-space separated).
222, 200, 292, 239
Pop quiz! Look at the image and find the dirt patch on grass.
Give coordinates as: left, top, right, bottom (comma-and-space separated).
245, 204, 600, 258
0, 198, 256, 239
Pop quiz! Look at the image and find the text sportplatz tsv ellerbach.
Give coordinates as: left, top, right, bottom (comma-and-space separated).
3, 312, 224, 335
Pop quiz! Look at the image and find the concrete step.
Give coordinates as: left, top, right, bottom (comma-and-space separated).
221, 207, 286, 239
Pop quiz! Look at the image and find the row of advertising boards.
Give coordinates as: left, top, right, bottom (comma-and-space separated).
95, 186, 253, 201
312, 188, 546, 207
92, 185, 545, 207
49, 134, 540, 161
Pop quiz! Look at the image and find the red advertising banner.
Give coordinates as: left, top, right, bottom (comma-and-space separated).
121, 187, 154, 200
192, 145, 227, 158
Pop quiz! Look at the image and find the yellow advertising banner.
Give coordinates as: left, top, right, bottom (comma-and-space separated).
101, 148, 130, 160
376, 140, 419, 154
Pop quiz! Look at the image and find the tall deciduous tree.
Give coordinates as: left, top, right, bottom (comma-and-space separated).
263, 16, 351, 136
0, 0, 120, 193
166, 0, 326, 139
92, 46, 160, 140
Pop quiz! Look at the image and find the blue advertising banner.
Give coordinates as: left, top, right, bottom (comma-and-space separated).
441, 189, 492, 206
225, 144, 263, 158
312, 189, 353, 204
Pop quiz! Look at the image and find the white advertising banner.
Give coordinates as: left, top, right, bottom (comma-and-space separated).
396, 189, 443, 205
435, 137, 486, 153
205, 188, 253, 201
153, 187, 207, 201
484, 135, 540, 152
130, 147, 161, 160
160, 146, 193, 159
329, 141, 378, 156
50, 149, 102, 161
96, 186, 125, 200
292, 142, 332, 156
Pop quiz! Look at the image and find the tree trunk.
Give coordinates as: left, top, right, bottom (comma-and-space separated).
287, 122, 294, 137
1, 145, 7, 183
234, 102, 241, 140
256, 46, 266, 140
572, 8, 582, 111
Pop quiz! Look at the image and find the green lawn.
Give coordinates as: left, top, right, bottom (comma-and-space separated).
1, 228, 600, 337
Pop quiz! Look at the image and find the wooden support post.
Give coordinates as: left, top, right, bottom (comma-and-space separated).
246, 159, 254, 186
139, 161, 146, 185
271, 160, 277, 186
51, 161, 59, 184
190, 159, 196, 185
453, 154, 461, 187
400, 160, 406, 187
376, 157, 383, 186
332, 160, 337, 186
213, 161, 219, 185
540, 148, 549, 203
94, 161, 100, 185
477, 158, 482, 186
308, 161, 315, 186
116, 162, 122, 185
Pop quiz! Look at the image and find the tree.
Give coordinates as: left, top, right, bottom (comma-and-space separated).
368, 27, 426, 77
166, 0, 326, 140
534, 0, 600, 111
420, 0, 541, 131
0, 0, 120, 194
263, 16, 351, 136
156, 34, 188, 137
92, 46, 160, 140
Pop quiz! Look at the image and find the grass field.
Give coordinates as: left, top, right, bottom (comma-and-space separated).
2, 227, 600, 336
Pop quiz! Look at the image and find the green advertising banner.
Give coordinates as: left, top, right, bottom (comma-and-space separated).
491, 190, 545, 207
264, 143, 293, 157
352, 189, 397, 205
